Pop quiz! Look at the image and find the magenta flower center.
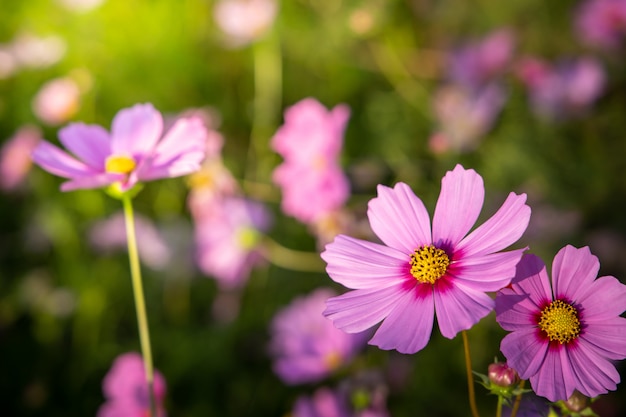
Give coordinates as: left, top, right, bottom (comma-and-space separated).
538, 299, 581, 344
409, 245, 450, 284
105, 155, 136, 174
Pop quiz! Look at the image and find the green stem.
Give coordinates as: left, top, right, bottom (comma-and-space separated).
262, 237, 326, 272
496, 394, 503, 417
509, 379, 525, 417
462, 330, 481, 417
246, 29, 282, 184
122, 195, 156, 417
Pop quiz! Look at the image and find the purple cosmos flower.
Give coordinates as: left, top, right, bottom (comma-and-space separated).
449, 28, 515, 91
271, 98, 351, 224
214, 0, 278, 47
193, 196, 271, 289
269, 288, 368, 385
516, 56, 606, 120
97, 352, 167, 417
31, 103, 207, 192
495, 245, 626, 402
576, 0, 626, 49
322, 164, 530, 354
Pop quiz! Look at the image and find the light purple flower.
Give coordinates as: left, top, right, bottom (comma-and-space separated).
496, 245, 626, 401
293, 380, 390, 417
576, 0, 626, 49
0, 125, 41, 191
449, 28, 515, 90
32, 76, 81, 126
271, 98, 351, 224
97, 352, 167, 417
429, 83, 506, 153
322, 165, 530, 354
516, 56, 606, 120
269, 288, 368, 385
193, 196, 271, 289
89, 212, 171, 270
31, 103, 207, 192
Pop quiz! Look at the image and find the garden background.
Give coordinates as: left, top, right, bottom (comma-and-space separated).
1, 0, 626, 416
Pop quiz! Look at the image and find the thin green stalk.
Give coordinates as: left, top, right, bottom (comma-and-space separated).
510, 379, 525, 417
122, 194, 156, 417
496, 393, 503, 417
462, 330, 481, 417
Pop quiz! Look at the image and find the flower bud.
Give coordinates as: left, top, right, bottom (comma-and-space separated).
488, 362, 519, 388
564, 391, 587, 413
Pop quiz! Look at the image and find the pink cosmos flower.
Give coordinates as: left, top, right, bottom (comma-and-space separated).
0, 125, 41, 191
293, 380, 389, 417
269, 288, 368, 385
576, 0, 626, 49
214, 0, 277, 47
193, 196, 271, 289
495, 245, 626, 402
31, 103, 207, 192
32, 76, 81, 126
322, 164, 530, 354
271, 98, 351, 224
516, 56, 606, 120
97, 352, 167, 417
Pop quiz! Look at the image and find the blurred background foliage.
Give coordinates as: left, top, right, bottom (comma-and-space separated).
1, 0, 626, 416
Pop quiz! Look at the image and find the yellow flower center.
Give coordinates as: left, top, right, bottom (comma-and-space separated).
237, 227, 260, 250
324, 351, 342, 370
105, 155, 136, 174
538, 300, 581, 344
409, 245, 450, 284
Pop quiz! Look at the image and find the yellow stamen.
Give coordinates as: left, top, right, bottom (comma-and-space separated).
409, 245, 450, 284
105, 155, 136, 174
538, 300, 581, 344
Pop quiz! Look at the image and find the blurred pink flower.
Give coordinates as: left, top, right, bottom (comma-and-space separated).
214, 0, 277, 46
56, 0, 105, 13
31, 103, 207, 192
322, 165, 530, 354
97, 352, 167, 417
576, 0, 626, 49
89, 212, 171, 270
10, 32, 66, 69
449, 28, 515, 90
516, 56, 606, 119
496, 246, 626, 401
271, 98, 351, 224
32, 77, 81, 126
269, 288, 368, 385
193, 196, 271, 289
0, 125, 41, 191
429, 83, 506, 153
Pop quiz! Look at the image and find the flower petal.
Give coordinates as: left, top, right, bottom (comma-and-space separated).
60, 172, 125, 191
368, 284, 435, 353
31, 141, 95, 178
367, 182, 432, 253
138, 116, 207, 181
432, 165, 484, 248
552, 245, 600, 301
110, 103, 163, 157
510, 254, 553, 306
434, 280, 494, 338
452, 248, 525, 292
58, 123, 111, 170
500, 328, 548, 380
573, 275, 626, 320
495, 289, 538, 331
323, 284, 408, 334
321, 235, 409, 289
455, 192, 530, 257
529, 347, 576, 402
568, 342, 620, 398
579, 317, 626, 360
